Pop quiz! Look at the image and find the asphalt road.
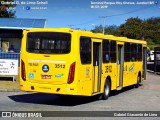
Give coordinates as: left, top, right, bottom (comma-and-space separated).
0, 72, 160, 120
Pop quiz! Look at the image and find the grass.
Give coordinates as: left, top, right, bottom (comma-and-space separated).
0, 67, 20, 90
0, 75, 20, 90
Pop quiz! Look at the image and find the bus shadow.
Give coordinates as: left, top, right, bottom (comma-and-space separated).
110, 84, 143, 97
8, 93, 99, 106
9, 85, 140, 106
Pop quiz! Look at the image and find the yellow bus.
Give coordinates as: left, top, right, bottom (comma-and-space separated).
20, 28, 147, 100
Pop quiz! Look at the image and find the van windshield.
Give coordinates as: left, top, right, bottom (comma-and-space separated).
26, 32, 71, 54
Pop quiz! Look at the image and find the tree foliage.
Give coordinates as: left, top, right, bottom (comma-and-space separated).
92, 17, 160, 49
118, 17, 160, 47
0, 0, 16, 18
91, 25, 119, 35
143, 17, 160, 45
118, 17, 143, 39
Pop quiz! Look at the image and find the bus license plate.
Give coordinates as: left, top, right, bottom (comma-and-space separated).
41, 75, 52, 79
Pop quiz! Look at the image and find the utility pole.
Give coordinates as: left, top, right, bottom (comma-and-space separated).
99, 16, 107, 34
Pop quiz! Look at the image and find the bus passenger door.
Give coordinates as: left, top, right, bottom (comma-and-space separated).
92, 40, 102, 93
117, 43, 124, 89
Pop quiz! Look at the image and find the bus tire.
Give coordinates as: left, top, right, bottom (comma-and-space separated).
101, 80, 111, 100
135, 75, 141, 88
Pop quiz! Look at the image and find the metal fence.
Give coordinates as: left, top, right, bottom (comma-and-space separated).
0, 52, 20, 66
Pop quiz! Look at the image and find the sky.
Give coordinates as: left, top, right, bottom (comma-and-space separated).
12, 0, 160, 30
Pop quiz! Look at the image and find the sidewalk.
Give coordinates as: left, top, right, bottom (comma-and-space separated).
0, 76, 20, 92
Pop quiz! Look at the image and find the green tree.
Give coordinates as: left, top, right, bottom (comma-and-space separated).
105, 25, 119, 35
91, 25, 103, 33
91, 17, 160, 48
91, 25, 119, 35
118, 17, 143, 39
143, 17, 160, 45
0, 0, 16, 18
117, 17, 160, 48
146, 38, 156, 50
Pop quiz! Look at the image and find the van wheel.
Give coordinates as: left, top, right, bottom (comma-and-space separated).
101, 80, 111, 100
135, 75, 141, 88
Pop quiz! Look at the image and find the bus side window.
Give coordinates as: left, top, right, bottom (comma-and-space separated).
103, 40, 110, 63
124, 42, 131, 62
131, 43, 137, 61
80, 37, 91, 64
137, 44, 142, 61
110, 41, 116, 63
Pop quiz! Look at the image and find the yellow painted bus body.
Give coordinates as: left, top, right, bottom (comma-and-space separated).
20, 28, 147, 97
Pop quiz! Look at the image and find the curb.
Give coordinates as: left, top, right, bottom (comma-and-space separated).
147, 70, 160, 75
0, 89, 20, 92
147, 70, 155, 73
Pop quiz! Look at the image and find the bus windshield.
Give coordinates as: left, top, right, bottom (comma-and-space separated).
26, 32, 71, 54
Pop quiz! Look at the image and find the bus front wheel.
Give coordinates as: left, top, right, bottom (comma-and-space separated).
101, 80, 111, 100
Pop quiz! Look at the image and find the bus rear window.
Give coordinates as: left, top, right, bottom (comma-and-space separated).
26, 32, 71, 54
